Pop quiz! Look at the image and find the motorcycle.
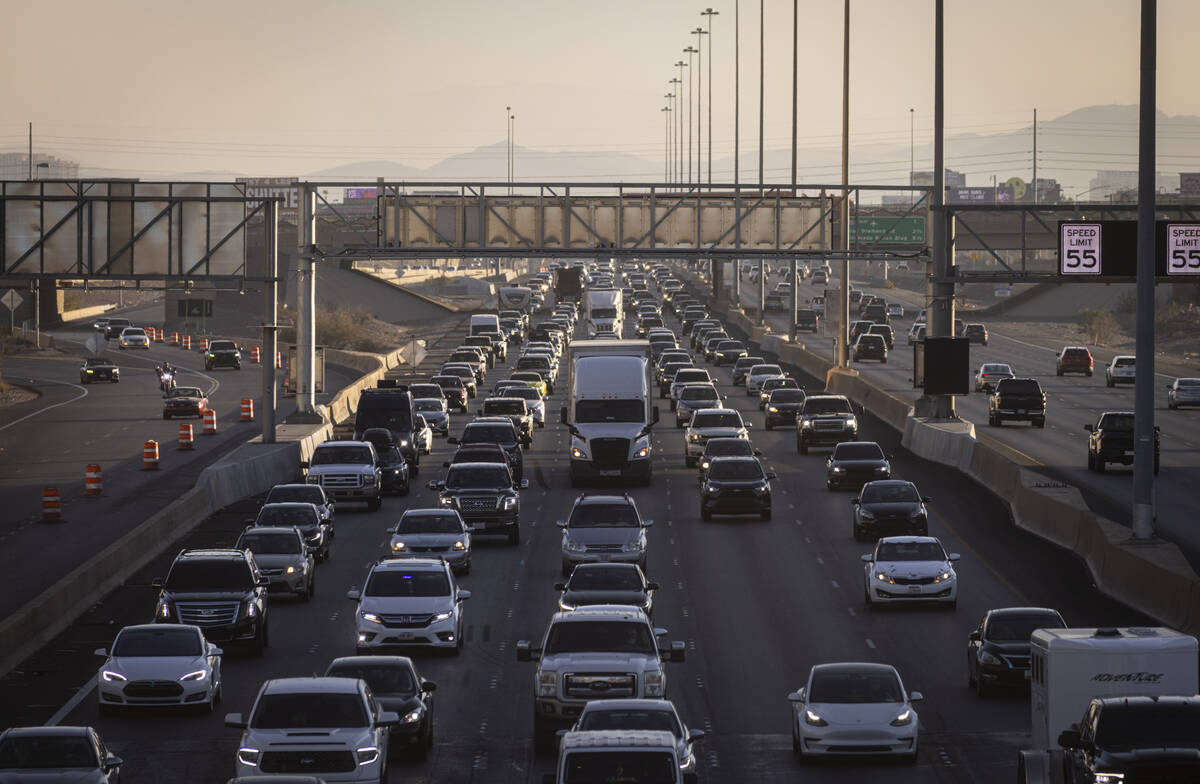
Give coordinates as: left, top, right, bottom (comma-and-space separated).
157, 368, 176, 395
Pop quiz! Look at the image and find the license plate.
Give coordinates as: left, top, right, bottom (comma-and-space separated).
907, 585, 922, 593
395, 632, 413, 639
599, 469, 621, 477
1017, 409, 1026, 415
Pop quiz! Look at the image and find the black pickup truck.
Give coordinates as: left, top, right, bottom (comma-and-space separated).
987, 378, 1046, 428
1056, 695, 1200, 783
1085, 411, 1159, 474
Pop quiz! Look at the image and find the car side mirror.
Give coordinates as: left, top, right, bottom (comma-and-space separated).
457, 589, 471, 601
387, 525, 397, 534
211, 646, 223, 656
948, 553, 961, 561
666, 640, 687, 662
908, 691, 924, 702
753, 448, 762, 456
516, 640, 540, 661
94, 647, 107, 657
520, 479, 530, 489
346, 589, 362, 601
860, 554, 873, 562
377, 710, 400, 728
787, 688, 806, 702
554, 582, 566, 591
646, 581, 660, 591
642, 519, 654, 527
422, 680, 437, 692
103, 754, 123, 771
968, 630, 981, 642
476, 409, 483, 416
556, 520, 568, 528
299, 460, 309, 470
765, 472, 777, 481
427, 480, 444, 490
257, 575, 270, 587
224, 713, 247, 729
443, 461, 451, 468
687, 729, 705, 743
151, 577, 164, 589
922, 496, 932, 503
1058, 729, 1082, 749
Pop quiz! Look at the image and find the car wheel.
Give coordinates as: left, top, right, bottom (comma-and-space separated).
760, 507, 772, 521
1169, 401, 1177, 410
701, 508, 713, 522
864, 586, 874, 608
905, 742, 919, 765
1095, 458, 1106, 474
799, 440, 809, 455
507, 524, 520, 546
1107, 377, 1114, 388
1034, 418, 1046, 429
368, 497, 382, 512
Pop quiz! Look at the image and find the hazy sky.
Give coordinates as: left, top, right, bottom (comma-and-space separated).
2, 0, 1198, 181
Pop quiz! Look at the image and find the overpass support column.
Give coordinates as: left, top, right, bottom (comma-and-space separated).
926, 0, 956, 420
296, 184, 317, 416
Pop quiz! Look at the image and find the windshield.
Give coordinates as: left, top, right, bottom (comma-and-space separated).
857, 335, 884, 346
257, 506, 318, 526
84, 358, 112, 366
432, 376, 464, 390
861, 483, 920, 504
251, 693, 368, 729
396, 513, 463, 534
444, 367, 474, 379
240, 532, 302, 555
265, 486, 322, 505
590, 307, 618, 319
707, 460, 764, 480
809, 669, 904, 704
705, 440, 753, 457
999, 380, 1041, 395
1114, 357, 1135, 367
568, 567, 644, 591
518, 357, 550, 370
833, 444, 885, 460
355, 409, 413, 434
0, 736, 98, 769
210, 341, 236, 351
168, 387, 202, 398
414, 400, 443, 412
1177, 378, 1200, 388
1093, 705, 1200, 748
484, 400, 525, 415
365, 569, 451, 597
679, 388, 718, 402
463, 425, 516, 444
875, 541, 947, 562
986, 613, 1064, 642
675, 370, 709, 383
691, 412, 742, 428
544, 621, 655, 655
446, 466, 511, 489
804, 398, 852, 415
165, 559, 252, 591
112, 627, 202, 657
326, 663, 415, 696
450, 352, 480, 363
506, 388, 540, 402
716, 341, 743, 351
569, 504, 640, 527
575, 399, 646, 423
751, 365, 781, 375
982, 364, 1012, 374
771, 390, 806, 403
579, 709, 680, 737
1097, 413, 1134, 431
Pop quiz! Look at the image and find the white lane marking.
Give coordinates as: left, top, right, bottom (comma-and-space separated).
816, 556, 825, 565
865, 638, 876, 649
46, 675, 97, 726
847, 607, 857, 617
0, 378, 89, 433
831, 580, 840, 588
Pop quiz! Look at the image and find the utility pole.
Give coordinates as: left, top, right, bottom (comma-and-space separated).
1132, 0, 1156, 539
671, 77, 683, 183
910, 108, 915, 205
692, 27, 707, 188
674, 63, 687, 183
837, 0, 851, 369
928, 0, 954, 418
665, 95, 675, 181
684, 46, 697, 184
505, 106, 511, 194
734, 0, 740, 187
662, 106, 671, 182
758, 0, 765, 185
789, 0, 799, 340
702, 8, 719, 185
1032, 107, 1038, 205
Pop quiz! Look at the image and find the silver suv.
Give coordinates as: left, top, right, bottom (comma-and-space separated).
557, 494, 653, 577
302, 441, 382, 512
684, 408, 750, 467
347, 558, 470, 655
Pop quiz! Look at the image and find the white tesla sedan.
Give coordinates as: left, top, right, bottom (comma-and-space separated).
96, 624, 222, 713
787, 662, 922, 761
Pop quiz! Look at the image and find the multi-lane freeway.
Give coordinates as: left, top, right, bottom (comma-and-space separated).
0, 278, 1148, 783
725, 269, 1200, 568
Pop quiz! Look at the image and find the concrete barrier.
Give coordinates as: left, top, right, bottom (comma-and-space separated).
901, 418, 977, 474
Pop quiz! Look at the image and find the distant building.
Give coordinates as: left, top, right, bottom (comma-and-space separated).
911, 169, 965, 189
0, 152, 79, 180
1087, 170, 1177, 201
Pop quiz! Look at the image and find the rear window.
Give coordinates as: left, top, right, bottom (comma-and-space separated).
675, 370, 709, 383
1062, 349, 1090, 358
484, 400, 525, 415
1097, 413, 1134, 431
751, 365, 782, 375
680, 387, 718, 401
997, 379, 1041, 395
691, 412, 742, 428
312, 446, 373, 465
1114, 357, 1135, 367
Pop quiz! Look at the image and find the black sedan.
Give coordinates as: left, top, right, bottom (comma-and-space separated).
325, 655, 436, 758
699, 456, 775, 521
554, 563, 658, 617
966, 607, 1065, 696
826, 441, 891, 490
764, 388, 807, 430
713, 340, 749, 366
851, 480, 929, 541
80, 357, 120, 384
0, 726, 122, 782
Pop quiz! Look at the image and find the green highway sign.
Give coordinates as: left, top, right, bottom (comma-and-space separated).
849, 216, 927, 245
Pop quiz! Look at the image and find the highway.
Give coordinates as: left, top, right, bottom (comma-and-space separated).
0, 291, 1147, 783
724, 269, 1200, 569
0, 300, 358, 620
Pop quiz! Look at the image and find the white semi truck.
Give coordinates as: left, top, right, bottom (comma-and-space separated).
585, 288, 623, 337
561, 339, 658, 486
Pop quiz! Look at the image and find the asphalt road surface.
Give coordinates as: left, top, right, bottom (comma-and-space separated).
0, 292, 1147, 784
727, 270, 1200, 569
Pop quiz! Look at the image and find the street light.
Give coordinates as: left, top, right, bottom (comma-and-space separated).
701, 8, 719, 185
734, 0, 740, 187
662, 106, 672, 182
665, 93, 676, 182
35, 162, 49, 181
505, 106, 511, 194
673, 63, 686, 184
683, 46, 698, 185
759, 0, 765, 185
691, 27, 708, 188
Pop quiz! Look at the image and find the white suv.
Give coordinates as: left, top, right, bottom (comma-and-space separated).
347, 558, 470, 655
225, 676, 397, 781
1105, 355, 1136, 387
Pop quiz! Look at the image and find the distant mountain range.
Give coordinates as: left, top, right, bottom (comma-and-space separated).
82, 105, 1200, 194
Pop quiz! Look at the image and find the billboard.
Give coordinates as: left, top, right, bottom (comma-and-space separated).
345, 187, 378, 200
948, 187, 996, 203
237, 177, 299, 222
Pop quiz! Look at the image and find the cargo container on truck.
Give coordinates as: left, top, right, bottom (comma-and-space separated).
555, 267, 584, 304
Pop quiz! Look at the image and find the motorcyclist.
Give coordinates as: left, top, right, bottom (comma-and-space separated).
157, 362, 177, 392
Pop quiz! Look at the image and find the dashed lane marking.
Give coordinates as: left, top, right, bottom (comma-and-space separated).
865, 638, 876, 649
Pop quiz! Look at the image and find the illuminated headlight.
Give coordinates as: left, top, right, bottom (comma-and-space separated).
753, 483, 770, 495
875, 465, 890, 473
392, 540, 407, 552
355, 746, 380, 766
978, 650, 1003, 666
890, 709, 913, 726
700, 460, 710, 470
101, 669, 127, 682
398, 440, 409, 447
361, 612, 382, 624
452, 540, 467, 551
558, 599, 577, 611
244, 601, 258, 618
636, 446, 649, 458
804, 709, 828, 727
439, 497, 454, 507
401, 707, 424, 724
1093, 774, 1125, 784
644, 670, 665, 697
935, 570, 954, 582
566, 540, 587, 552
768, 406, 778, 413
831, 467, 846, 474
859, 509, 876, 520
736, 431, 748, 439
538, 672, 557, 696
876, 572, 894, 584
179, 670, 207, 682
237, 748, 261, 766
432, 610, 453, 622
621, 539, 644, 553
503, 496, 519, 510
84, 369, 94, 374
689, 433, 700, 442
157, 601, 172, 619
801, 420, 813, 429
846, 416, 858, 429
571, 447, 586, 459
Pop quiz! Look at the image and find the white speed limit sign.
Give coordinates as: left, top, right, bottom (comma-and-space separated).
1166, 224, 1200, 275
1060, 223, 1102, 274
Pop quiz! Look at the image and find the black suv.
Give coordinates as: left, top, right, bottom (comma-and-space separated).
699, 456, 776, 521
153, 549, 269, 655
203, 339, 242, 370
360, 427, 413, 496
795, 308, 820, 332
1058, 695, 1200, 783
428, 461, 526, 545
354, 383, 421, 474
450, 419, 524, 481
795, 394, 859, 454
825, 441, 891, 490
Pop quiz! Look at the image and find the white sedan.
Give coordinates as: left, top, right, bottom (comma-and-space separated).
788, 662, 921, 761
862, 536, 959, 608
96, 624, 222, 713
745, 364, 784, 396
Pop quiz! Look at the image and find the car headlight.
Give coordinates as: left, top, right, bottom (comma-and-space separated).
804, 709, 828, 727
361, 612, 382, 624
503, 496, 519, 510
433, 610, 453, 622
363, 474, 377, 486
558, 599, 577, 612
702, 483, 715, 495
306, 475, 321, 484
538, 672, 557, 696
285, 565, 297, 574
831, 466, 845, 474
700, 460, 710, 470
101, 669, 127, 682
876, 572, 894, 584
566, 539, 587, 552
622, 539, 644, 553
84, 369, 94, 374
801, 419, 813, 429
846, 416, 857, 429
237, 747, 261, 766
689, 433, 700, 442
401, 707, 424, 724
768, 406, 778, 413
645, 670, 665, 697
859, 509, 876, 520
890, 709, 913, 726
439, 496, 454, 507
156, 601, 172, 619
398, 440, 409, 447
571, 447, 585, 459
244, 601, 258, 618
978, 650, 1003, 666
452, 540, 467, 551
392, 541, 407, 552
636, 446, 649, 458
737, 431, 748, 439
936, 570, 954, 582
754, 483, 770, 495
179, 669, 207, 682
355, 746, 380, 766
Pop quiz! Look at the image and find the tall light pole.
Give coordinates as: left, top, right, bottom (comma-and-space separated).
1132, 0, 1156, 539
673, 65, 686, 184
662, 106, 672, 182
665, 93, 675, 181
758, 0, 765, 186
702, 9, 719, 185
837, 0, 850, 368
910, 107, 915, 205
510, 113, 516, 192
789, 0, 799, 338
734, 0, 740, 187
692, 27, 708, 188
505, 106, 511, 193
683, 46, 698, 184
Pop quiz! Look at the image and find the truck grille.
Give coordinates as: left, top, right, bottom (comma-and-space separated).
814, 420, 845, 431
260, 750, 356, 774
124, 680, 184, 698
380, 613, 434, 629
565, 673, 637, 699
176, 601, 239, 626
590, 438, 630, 468
459, 496, 499, 512
319, 473, 362, 488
